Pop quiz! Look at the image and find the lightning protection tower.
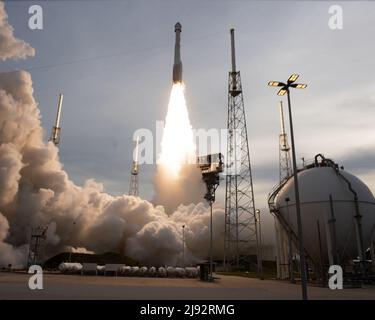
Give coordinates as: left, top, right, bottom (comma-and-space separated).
224, 29, 260, 273
27, 225, 48, 267
278, 101, 292, 183
128, 137, 140, 197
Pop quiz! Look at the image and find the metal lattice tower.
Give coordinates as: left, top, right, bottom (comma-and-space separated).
128, 137, 139, 196
27, 226, 48, 267
224, 29, 260, 271
278, 101, 292, 183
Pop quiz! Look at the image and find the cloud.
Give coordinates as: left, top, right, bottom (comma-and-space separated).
340, 147, 375, 174
0, 1, 35, 61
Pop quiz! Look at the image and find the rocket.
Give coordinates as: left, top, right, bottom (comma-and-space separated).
50, 93, 63, 146
173, 22, 182, 83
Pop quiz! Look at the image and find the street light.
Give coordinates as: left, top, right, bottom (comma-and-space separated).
182, 225, 185, 267
285, 197, 295, 284
268, 74, 308, 300
256, 209, 263, 280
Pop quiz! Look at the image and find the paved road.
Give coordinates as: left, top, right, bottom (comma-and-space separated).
0, 272, 374, 300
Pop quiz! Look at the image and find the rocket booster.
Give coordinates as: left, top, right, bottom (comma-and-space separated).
50, 93, 63, 146
54, 93, 63, 129
173, 22, 182, 83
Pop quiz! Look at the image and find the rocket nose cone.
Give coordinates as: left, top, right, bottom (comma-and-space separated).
175, 22, 181, 32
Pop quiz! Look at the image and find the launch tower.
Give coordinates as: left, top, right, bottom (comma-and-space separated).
224, 29, 260, 274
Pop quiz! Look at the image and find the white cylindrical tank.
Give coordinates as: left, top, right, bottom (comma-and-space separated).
158, 267, 167, 277
130, 266, 139, 276
274, 165, 375, 265
139, 266, 148, 276
148, 266, 157, 276
58, 262, 82, 273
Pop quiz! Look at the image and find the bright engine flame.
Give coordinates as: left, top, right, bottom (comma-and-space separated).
159, 83, 195, 178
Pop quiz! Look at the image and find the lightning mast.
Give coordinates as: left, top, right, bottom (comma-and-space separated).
224, 29, 260, 273
50, 94, 63, 146
278, 101, 292, 182
128, 137, 140, 197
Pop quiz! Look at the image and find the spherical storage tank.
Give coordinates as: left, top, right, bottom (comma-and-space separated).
274, 156, 375, 265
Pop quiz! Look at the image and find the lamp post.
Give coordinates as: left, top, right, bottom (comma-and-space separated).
256, 209, 263, 279
182, 225, 185, 266
209, 202, 213, 281
268, 74, 308, 300
285, 197, 295, 283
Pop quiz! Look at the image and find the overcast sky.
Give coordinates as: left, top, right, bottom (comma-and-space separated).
2, 0, 375, 213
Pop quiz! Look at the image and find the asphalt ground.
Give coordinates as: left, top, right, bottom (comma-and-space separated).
0, 272, 374, 300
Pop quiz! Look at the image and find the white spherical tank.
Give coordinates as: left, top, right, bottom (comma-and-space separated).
274, 164, 375, 265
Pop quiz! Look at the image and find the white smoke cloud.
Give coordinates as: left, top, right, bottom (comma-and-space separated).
0, 212, 28, 268
0, 69, 223, 267
65, 246, 94, 254
0, 1, 35, 61
153, 164, 206, 214
0, 3, 226, 268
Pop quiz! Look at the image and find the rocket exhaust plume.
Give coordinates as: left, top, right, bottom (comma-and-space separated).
158, 83, 195, 177
50, 93, 63, 146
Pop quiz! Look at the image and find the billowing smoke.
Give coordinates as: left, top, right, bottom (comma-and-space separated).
0, 4, 223, 268
0, 2, 35, 61
0, 70, 224, 268
153, 164, 206, 214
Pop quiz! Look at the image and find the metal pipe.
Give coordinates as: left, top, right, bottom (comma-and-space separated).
286, 199, 294, 283
274, 217, 281, 279
182, 225, 185, 267
256, 209, 263, 279
279, 101, 286, 136
230, 29, 236, 73
336, 171, 366, 264
209, 202, 213, 280
317, 220, 326, 286
134, 136, 139, 163
328, 194, 339, 265
370, 225, 375, 266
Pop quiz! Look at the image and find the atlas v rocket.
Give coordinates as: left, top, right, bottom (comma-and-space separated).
173, 22, 182, 83
50, 94, 63, 146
